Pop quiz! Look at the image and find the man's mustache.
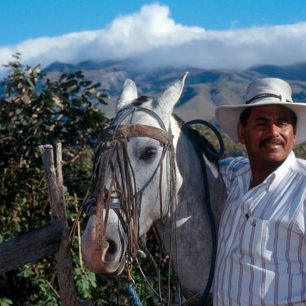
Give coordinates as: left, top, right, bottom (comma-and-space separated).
259, 137, 285, 147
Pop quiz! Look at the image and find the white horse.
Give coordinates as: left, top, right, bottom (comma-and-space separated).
81, 74, 226, 304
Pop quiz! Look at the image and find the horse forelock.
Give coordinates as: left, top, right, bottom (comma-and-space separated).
131, 96, 152, 106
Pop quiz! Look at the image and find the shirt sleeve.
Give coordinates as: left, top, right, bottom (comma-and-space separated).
218, 156, 249, 193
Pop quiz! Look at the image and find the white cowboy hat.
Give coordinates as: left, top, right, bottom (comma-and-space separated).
215, 77, 306, 144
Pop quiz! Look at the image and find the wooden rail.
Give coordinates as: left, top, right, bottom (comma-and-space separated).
0, 220, 64, 274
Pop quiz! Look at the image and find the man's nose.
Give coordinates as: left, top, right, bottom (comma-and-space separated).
269, 123, 280, 136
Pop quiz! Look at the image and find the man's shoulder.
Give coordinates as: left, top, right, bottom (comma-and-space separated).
218, 156, 250, 192
218, 156, 250, 178
219, 155, 249, 169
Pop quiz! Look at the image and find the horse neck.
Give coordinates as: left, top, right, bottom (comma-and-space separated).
156, 115, 213, 244
170, 116, 209, 224
154, 116, 218, 293
170, 115, 224, 227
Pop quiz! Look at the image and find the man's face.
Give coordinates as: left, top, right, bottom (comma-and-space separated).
237, 105, 296, 168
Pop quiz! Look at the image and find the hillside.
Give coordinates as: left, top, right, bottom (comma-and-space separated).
44, 60, 306, 124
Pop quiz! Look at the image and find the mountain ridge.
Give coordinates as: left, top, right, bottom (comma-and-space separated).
44, 60, 306, 122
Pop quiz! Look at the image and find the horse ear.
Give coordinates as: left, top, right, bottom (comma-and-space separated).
156, 72, 188, 115
117, 79, 138, 112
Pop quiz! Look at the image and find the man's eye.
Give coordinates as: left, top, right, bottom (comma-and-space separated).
277, 120, 289, 127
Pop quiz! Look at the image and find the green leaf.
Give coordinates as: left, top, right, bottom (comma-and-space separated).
0, 297, 13, 306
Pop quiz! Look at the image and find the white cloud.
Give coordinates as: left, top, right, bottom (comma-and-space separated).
1, 3, 306, 73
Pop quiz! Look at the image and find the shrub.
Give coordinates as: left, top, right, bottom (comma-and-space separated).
0, 53, 108, 305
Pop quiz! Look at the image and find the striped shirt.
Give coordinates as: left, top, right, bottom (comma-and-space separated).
213, 151, 306, 306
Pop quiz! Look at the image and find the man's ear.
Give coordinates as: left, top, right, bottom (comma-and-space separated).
237, 123, 245, 144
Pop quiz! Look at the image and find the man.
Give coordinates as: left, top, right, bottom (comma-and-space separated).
213, 78, 306, 305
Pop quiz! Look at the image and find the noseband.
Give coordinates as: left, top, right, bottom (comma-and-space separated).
83, 105, 176, 257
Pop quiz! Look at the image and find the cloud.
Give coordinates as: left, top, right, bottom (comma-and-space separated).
1, 3, 306, 73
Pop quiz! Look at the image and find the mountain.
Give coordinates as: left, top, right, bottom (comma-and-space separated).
248, 63, 306, 82
44, 60, 306, 124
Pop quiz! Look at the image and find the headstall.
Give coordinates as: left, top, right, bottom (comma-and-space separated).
83, 105, 176, 257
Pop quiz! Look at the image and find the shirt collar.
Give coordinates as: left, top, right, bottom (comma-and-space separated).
237, 151, 296, 190
268, 151, 296, 184
257, 151, 296, 189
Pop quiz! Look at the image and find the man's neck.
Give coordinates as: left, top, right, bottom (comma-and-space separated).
249, 162, 282, 189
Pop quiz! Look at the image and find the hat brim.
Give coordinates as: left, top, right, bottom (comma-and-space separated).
215, 101, 306, 144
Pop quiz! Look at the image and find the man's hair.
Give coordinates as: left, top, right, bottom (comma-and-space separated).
239, 108, 252, 126
239, 107, 298, 127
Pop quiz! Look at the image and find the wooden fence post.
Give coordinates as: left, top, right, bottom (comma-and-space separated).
39, 143, 85, 306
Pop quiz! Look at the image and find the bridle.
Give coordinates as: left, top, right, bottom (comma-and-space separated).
83, 104, 177, 257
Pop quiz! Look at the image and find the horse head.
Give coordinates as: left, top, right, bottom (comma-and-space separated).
81, 73, 188, 276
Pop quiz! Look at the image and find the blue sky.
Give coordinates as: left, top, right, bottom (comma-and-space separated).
1, 0, 306, 71
2, 0, 306, 45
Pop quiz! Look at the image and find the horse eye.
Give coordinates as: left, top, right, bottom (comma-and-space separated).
139, 147, 157, 161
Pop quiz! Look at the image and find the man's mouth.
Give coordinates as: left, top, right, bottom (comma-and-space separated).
260, 138, 285, 148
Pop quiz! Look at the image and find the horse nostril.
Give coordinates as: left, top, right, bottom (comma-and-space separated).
106, 239, 117, 255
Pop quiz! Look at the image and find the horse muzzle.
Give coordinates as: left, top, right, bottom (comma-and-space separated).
81, 211, 127, 275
